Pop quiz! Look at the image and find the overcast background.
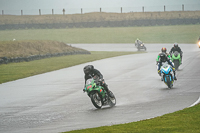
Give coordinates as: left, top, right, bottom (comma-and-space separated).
0, 0, 200, 15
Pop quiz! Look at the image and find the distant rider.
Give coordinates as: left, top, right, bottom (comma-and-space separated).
83, 65, 112, 96
156, 47, 171, 64
169, 43, 183, 64
157, 53, 177, 80
135, 38, 143, 47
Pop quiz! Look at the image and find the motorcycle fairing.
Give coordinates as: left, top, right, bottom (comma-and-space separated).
85, 78, 106, 98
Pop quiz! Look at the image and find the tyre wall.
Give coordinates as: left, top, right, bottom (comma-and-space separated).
0, 51, 90, 65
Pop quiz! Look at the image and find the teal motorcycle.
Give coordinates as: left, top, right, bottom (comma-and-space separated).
160, 62, 175, 89
171, 51, 181, 70
84, 77, 116, 109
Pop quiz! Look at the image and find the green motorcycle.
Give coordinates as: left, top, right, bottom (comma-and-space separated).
84, 77, 116, 109
171, 51, 181, 70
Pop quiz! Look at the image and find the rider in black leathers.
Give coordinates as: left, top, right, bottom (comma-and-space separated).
169, 43, 183, 63
83, 65, 111, 95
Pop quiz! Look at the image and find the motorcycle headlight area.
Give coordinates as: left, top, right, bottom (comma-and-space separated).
87, 85, 92, 90
161, 67, 172, 74
161, 70, 165, 73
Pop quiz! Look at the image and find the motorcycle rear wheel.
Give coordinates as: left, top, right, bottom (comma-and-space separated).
90, 92, 103, 109
108, 91, 116, 107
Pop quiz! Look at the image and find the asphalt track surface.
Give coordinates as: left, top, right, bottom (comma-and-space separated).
0, 44, 200, 133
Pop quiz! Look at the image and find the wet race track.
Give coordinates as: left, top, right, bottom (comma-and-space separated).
0, 44, 200, 133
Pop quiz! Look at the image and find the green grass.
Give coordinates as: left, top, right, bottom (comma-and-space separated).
0, 40, 88, 58
1, 11, 199, 25
0, 25, 199, 44
66, 104, 200, 133
0, 51, 139, 84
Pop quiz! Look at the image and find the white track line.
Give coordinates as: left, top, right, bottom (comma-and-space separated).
189, 96, 200, 107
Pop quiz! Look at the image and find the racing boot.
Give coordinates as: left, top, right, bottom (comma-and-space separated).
158, 70, 161, 76
180, 58, 182, 65
103, 84, 114, 98
172, 67, 177, 80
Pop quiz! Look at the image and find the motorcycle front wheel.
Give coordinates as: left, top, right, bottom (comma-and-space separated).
166, 76, 172, 89
90, 92, 103, 109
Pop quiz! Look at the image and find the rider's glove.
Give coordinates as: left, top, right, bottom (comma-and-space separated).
99, 78, 105, 85
172, 67, 175, 71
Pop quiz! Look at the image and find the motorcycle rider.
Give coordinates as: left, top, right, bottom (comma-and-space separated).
83, 65, 112, 96
157, 53, 177, 80
135, 38, 143, 47
156, 47, 171, 64
169, 43, 183, 64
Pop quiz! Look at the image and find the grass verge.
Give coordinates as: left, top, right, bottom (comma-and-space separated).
0, 40, 89, 58
66, 104, 200, 133
0, 51, 139, 84
1, 11, 199, 25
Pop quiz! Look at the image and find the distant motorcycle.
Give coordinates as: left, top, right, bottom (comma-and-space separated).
84, 77, 116, 109
135, 42, 147, 51
160, 62, 175, 89
171, 51, 181, 70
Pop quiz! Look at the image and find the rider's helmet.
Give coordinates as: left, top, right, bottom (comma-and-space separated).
161, 47, 167, 53
174, 43, 178, 48
160, 53, 167, 62
83, 65, 94, 75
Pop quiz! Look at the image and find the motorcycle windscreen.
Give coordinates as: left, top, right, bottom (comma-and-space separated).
86, 78, 93, 85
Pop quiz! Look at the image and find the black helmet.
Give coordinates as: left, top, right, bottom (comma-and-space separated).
83, 65, 94, 75
160, 53, 167, 62
174, 43, 178, 48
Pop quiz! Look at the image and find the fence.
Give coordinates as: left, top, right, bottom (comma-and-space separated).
1, 4, 199, 16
